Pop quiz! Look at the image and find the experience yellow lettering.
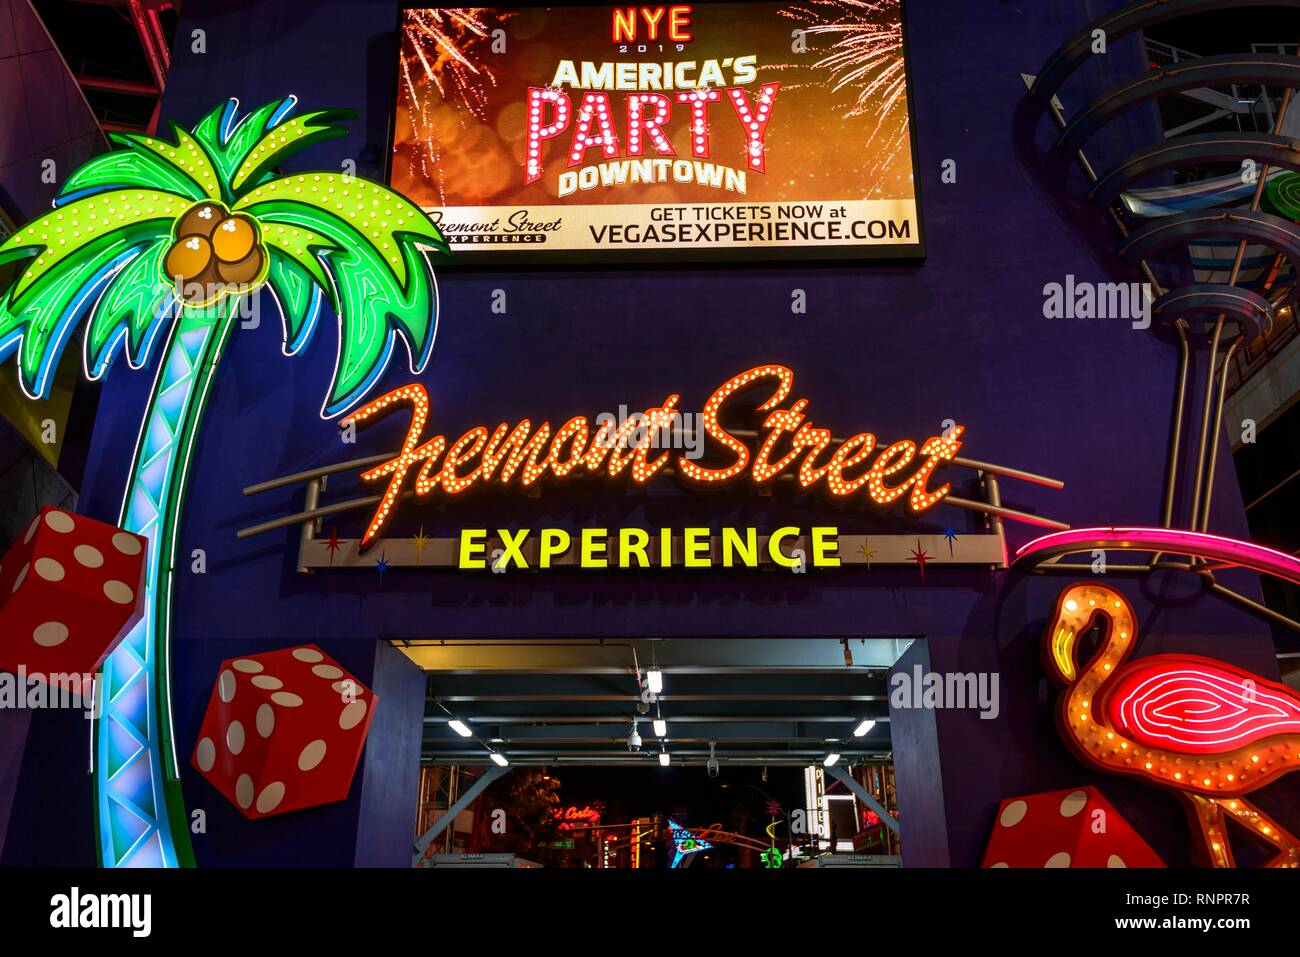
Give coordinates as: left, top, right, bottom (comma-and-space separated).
457, 526, 842, 570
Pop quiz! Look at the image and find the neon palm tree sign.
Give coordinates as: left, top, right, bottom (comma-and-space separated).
0, 97, 448, 867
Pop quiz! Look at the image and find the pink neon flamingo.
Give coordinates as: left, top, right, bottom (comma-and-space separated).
1043, 581, 1300, 867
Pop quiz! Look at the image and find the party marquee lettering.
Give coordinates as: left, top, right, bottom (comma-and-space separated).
525, 6, 774, 193
340, 364, 966, 550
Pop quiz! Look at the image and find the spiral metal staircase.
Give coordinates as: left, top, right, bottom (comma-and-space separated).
1016, 0, 1300, 634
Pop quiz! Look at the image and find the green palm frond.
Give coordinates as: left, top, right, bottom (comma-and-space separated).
188, 97, 355, 202
191, 98, 289, 193
0, 96, 448, 415
229, 110, 355, 196
0, 191, 190, 396
2, 190, 189, 299
100, 128, 223, 202
235, 172, 448, 416
59, 140, 213, 205
85, 236, 178, 377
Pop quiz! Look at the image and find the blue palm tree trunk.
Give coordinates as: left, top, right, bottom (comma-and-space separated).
95, 295, 241, 868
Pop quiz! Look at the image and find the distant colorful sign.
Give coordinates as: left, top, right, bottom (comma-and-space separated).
552, 804, 604, 829
669, 818, 712, 867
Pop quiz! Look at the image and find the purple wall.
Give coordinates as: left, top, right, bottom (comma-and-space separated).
353, 641, 427, 866
41, 0, 1296, 867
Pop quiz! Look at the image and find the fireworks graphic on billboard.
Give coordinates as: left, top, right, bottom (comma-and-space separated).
398, 7, 514, 202
772, 0, 908, 185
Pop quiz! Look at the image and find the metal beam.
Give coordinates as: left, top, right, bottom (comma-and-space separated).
412, 764, 509, 865
401, 637, 912, 672
98, 120, 149, 133
424, 759, 888, 767
825, 765, 900, 836
425, 714, 883, 724
432, 693, 888, 702
76, 75, 159, 95
424, 749, 890, 762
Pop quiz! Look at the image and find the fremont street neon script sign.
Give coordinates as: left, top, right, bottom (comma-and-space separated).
340, 363, 966, 549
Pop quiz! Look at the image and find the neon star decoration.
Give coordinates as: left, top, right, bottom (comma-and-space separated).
325, 526, 342, 564
1043, 582, 1300, 867
942, 525, 958, 556
0, 97, 448, 868
910, 540, 930, 579
668, 819, 712, 868
410, 526, 430, 563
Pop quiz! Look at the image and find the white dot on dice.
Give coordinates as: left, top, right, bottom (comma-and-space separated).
196, 738, 215, 772
33, 621, 69, 647
1000, 801, 1028, 828
256, 782, 285, 814
103, 580, 134, 604
45, 511, 75, 533
35, 558, 64, 582
298, 740, 327, 771
256, 704, 275, 737
339, 700, 367, 730
112, 532, 142, 556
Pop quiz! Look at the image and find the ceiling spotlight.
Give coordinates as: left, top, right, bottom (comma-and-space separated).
448, 719, 472, 737
489, 752, 508, 767
823, 753, 841, 767
628, 717, 642, 752
853, 719, 876, 738
653, 719, 667, 737
659, 751, 670, 767
647, 669, 663, 695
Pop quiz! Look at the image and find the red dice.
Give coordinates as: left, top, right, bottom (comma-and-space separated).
0, 506, 146, 684
191, 644, 377, 819
981, 786, 1165, 868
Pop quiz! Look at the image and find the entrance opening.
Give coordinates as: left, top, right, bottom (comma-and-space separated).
401, 637, 910, 868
